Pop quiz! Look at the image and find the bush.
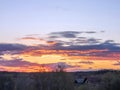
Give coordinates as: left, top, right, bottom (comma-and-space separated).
100, 72, 120, 90
0, 76, 14, 90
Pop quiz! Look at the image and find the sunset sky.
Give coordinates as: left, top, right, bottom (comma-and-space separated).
0, 0, 120, 72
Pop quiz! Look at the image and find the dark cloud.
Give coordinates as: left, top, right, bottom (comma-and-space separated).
23, 40, 120, 59
49, 31, 100, 39
0, 43, 27, 52
85, 31, 97, 33
49, 36, 60, 39
19, 31, 104, 46
104, 40, 115, 43
78, 37, 87, 39
49, 41, 120, 51
48, 31, 103, 46
87, 38, 101, 44
60, 41, 120, 58
50, 31, 81, 38
100, 30, 105, 33
0, 43, 28, 55
62, 33, 76, 38
50, 31, 81, 35
74, 38, 101, 45
1, 31, 120, 60
101, 41, 120, 51
0, 57, 3, 59
0, 58, 41, 67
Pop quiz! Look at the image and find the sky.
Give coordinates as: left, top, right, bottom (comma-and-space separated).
0, 0, 120, 72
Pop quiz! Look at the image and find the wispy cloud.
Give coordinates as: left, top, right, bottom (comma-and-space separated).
79, 61, 94, 65
20, 36, 44, 41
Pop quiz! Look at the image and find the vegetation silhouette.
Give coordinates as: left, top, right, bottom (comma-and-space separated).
0, 70, 120, 90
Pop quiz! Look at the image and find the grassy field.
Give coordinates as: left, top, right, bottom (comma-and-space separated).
0, 70, 120, 90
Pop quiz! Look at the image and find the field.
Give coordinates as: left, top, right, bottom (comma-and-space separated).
0, 70, 120, 90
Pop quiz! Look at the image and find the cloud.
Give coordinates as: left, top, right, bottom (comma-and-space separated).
49, 31, 81, 38
100, 30, 105, 33
46, 41, 57, 45
74, 38, 101, 45
0, 57, 53, 72
0, 57, 3, 59
0, 54, 80, 72
1, 31, 120, 61
85, 31, 97, 33
25, 34, 40, 37
20, 36, 44, 41
113, 61, 120, 66
49, 41, 120, 51
0, 43, 27, 52
87, 38, 101, 44
0, 58, 40, 67
0, 31, 120, 72
0, 43, 28, 56
21, 40, 120, 60
49, 36, 60, 39
18, 31, 104, 46
20, 37, 39, 40
0, 58, 77, 72
60, 58, 66, 60
79, 61, 94, 64
48, 31, 96, 39
47, 31, 104, 46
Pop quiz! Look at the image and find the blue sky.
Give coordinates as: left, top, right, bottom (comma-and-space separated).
0, 0, 120, 72
0, 0, 120, 43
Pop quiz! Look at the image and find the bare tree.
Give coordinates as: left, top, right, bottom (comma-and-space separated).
56, 63, 66, 72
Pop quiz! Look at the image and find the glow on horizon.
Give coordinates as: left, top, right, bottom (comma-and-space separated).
0, 49, 120, 72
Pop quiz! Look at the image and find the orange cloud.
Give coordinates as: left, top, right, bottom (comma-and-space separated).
46, 41, 57, 45
20, 36, 44, 41
19, 48, 120, 61
0, 65, 52, 72
21, 37, 38, 40
22, 49, 108, 55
